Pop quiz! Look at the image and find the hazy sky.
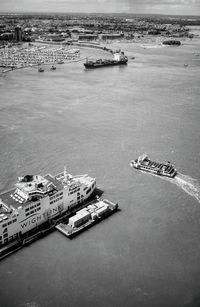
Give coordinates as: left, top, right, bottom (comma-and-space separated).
0, 0, 200, 15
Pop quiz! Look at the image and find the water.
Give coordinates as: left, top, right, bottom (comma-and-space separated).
141, 171, 200, 204
0, 38, 200, 307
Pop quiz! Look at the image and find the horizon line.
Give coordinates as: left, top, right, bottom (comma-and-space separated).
0, 11, 200, 17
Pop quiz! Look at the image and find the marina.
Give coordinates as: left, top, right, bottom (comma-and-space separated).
0, 44, 80, 69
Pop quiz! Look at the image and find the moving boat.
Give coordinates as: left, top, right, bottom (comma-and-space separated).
130, 153, 177, 178
84, 50, 128, 69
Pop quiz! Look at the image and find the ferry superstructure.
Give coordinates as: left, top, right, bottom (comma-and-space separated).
130, 154, 177, 178
0, 168, 96, 248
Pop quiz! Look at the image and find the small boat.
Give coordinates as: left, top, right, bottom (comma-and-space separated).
57, 60, 64, 64
38, 67, 44, 72
130, 153, 177, 178
50, 65, 56, 70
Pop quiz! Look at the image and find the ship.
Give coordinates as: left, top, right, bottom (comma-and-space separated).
56, 198, 118, 238
130, 154, 177, 178
84, 50, 128, 69
0, 167, 96, 253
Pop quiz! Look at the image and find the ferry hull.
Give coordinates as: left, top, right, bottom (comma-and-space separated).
131, 164, 177, 178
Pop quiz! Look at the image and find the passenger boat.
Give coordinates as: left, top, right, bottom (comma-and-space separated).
130, 154, 177, 178
0, 167, 96, 253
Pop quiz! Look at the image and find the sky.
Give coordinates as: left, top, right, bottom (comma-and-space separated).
0, 0, 200, 15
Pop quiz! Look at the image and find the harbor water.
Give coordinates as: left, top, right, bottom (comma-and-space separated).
0, 37, 200, 307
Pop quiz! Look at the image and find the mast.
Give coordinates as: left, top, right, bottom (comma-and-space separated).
64, 166, 68, 182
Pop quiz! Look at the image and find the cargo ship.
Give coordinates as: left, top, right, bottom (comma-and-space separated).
84, 50, 128, 69
56, 198, 118, 238
130, 154, 177, 178
0, 167, 96, 257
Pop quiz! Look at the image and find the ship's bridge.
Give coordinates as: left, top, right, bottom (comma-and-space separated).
0, 173, 61, 210
13, 174, 56, 202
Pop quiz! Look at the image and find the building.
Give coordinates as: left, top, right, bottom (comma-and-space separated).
99, 33, 123, 41
78, 34, 98, 41
15, 26, 23, 41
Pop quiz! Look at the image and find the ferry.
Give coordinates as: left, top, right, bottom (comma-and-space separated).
130, 154, 177, 178
0, 167, 96, 251
56, 198, 118, 238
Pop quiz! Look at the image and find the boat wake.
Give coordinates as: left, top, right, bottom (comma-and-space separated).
140, 171, 200, 203
174, 173, 200, 203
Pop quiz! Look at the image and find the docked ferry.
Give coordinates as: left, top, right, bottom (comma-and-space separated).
0, 167, 96, 248
130, 154, 177, 178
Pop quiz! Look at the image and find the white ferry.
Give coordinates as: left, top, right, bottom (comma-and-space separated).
130, 154, 177, 178
0, 167, 96, 248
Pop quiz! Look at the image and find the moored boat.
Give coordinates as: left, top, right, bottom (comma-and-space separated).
56, 198, 118, 238
38, 67, 44, 72
50, 65, 56, 70
0, 166, 96, 257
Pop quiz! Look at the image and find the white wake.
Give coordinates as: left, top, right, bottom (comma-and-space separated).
173, 173, 200, 203
140, 171, 200, 203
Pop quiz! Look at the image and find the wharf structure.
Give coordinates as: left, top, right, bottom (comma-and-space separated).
56, 198, 118, 238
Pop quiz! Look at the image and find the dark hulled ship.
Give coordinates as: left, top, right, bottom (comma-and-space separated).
84, 50, 128, 69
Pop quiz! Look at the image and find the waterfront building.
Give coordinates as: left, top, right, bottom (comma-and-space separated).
99, 33, 123, 40
15, 26, 23, 41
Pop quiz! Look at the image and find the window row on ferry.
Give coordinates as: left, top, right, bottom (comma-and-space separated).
2, 218, 17, 228
50, 196, 63, 205
69, 188, 80, 195
25, 202, 41, 212
26, 206, 41, 216
50, 191, 63, 200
